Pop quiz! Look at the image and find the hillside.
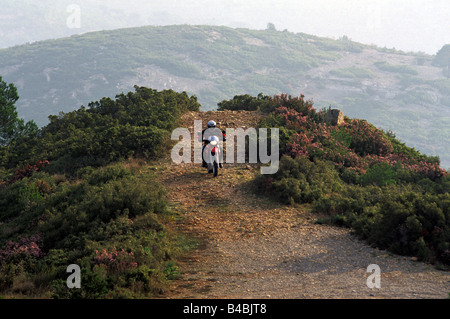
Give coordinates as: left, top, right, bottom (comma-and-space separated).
160, 109, 450, 299
0, 84, 449, 298
0, 87, 201, 298
0, 25, 448, 167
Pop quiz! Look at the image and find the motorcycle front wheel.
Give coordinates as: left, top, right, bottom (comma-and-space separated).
213, 161, 219, 177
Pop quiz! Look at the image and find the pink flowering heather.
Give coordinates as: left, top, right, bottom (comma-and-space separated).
9, 160, 50, 184
93, 247, 138, 274
0, 234, 45, 262
271, 94, 447, 181
270, 93, 315, 117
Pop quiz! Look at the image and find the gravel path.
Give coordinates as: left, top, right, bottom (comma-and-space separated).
158, 111, 450, 299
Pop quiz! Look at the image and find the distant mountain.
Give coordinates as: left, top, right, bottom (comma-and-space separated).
0, 25, 448, 167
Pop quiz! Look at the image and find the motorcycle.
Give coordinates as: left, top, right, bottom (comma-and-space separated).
203, 135, 222, 177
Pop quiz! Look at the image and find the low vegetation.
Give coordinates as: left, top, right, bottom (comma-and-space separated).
0, 84, 199, 298
219, 93, 450, 268
0, 77, 448, 299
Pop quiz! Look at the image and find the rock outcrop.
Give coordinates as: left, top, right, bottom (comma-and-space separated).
325, 109, 344, 126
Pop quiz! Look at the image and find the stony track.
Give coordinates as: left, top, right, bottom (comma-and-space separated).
157, 110, 449, 299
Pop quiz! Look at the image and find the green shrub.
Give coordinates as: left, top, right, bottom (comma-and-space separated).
259, 156, 343, 204
253, 92, 449, 266
217, 93, 270, 111
346, 189, 449, 264
329, 67, 375, 79
0, 86, 201, 298
51, 262, 108, 299
359, 163, 397, 186
38, 167, 167, 250
5, 86, 200, 174
262, 157, 450, 265
0, 160, 182, 297
374, 61, 419, 75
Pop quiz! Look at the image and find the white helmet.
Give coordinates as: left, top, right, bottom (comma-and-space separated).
207, 120, 216, 128
208, 135, 219, 146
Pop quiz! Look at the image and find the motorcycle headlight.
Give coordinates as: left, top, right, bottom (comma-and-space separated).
210, 140, 218, 146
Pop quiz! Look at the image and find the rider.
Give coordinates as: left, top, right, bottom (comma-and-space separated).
201, 120, 226, 168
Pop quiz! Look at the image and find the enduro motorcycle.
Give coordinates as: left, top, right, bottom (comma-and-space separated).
203, 135, 222, 177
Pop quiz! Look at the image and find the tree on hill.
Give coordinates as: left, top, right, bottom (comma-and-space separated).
433, 44, 450, 77
266, 22, 276, 31
0, 76, 38, 146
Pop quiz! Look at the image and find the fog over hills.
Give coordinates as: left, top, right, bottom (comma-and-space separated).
1, 0, 449, 54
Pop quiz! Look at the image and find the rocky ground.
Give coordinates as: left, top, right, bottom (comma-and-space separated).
156, 110, 450, 299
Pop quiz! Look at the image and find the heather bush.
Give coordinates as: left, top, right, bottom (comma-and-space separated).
352, 190, 449, 264
343, 119, 393, 156
93, 247, 138, 275
38, 165, 167, 251
217, 93, 270, 111
0, 86, 198, 298
51, 261, 109, 299
258, 156, 343, 204
0, 178, 28, 222
0, 234, 46, 292
252, 92, 449, 266
0, 161, 179, 297
0, 234, 44, 264
218, 92, 325, 122
359, 162, 397, 186
3, 87, 200, 174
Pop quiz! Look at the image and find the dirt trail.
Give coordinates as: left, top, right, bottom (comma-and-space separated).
157, 110, 449, 299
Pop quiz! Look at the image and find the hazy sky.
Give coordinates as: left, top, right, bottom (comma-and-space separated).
139, 0, 449, 54
2, 0, 450, 54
